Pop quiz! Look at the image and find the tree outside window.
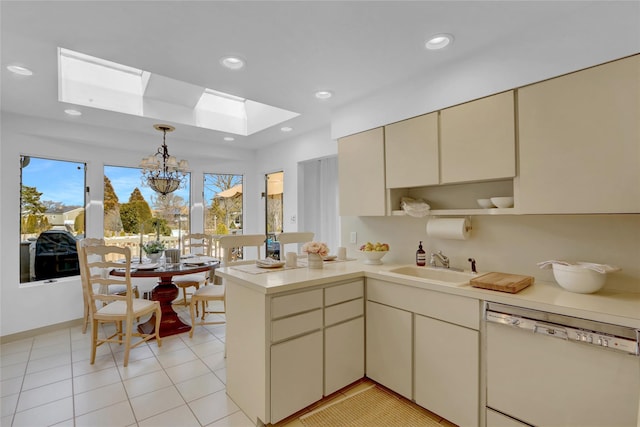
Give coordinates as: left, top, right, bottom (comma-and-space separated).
103, 165, 190, 254
20, 156, 85, 283
204, 174, 243, 236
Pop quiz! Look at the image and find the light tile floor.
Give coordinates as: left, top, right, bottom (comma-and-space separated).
1, 303, 253, 427
2, 302, 457, 427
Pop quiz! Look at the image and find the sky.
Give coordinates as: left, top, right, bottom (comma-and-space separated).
22, 157, 189, 208
22, 157, 234, 210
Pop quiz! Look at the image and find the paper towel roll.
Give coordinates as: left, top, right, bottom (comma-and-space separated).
426, 218, 471, 240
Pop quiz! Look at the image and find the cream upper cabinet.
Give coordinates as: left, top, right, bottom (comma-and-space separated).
384, 112, 439, 188
440, 91, 516, 184
338, 127, 386, 216
518, 55, 640, 214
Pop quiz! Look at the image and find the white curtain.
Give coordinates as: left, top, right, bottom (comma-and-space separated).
299, 156, 339, 252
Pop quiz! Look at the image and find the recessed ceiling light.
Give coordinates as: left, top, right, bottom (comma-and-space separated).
425, 34, 453, 50
281, 126, 293, 132
224, 136, 235, 142
220, 56, 245, 70
64, 109, 82, 116
315, 90, 333, 99
7, 65, 33, 76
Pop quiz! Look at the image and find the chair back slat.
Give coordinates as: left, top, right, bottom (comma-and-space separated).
277, 232, 315, 254
182, 233, 213, 257
218, 234, 265, 265
78, 243, 136, 316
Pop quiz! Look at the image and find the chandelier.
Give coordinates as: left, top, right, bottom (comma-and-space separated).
140, 124, 189, 196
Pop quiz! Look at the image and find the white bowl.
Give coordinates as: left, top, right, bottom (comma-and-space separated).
552, 263, 607, 294
490, 197, 514, 208
477, 198, 495, 209
359, 250, 388, 265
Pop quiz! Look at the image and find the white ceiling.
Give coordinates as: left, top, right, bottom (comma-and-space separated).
2, 1, 639, 153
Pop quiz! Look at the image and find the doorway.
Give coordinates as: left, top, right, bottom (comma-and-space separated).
265, 171, 283, 258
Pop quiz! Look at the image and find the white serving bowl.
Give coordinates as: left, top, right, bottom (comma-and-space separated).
490, 196, 514, 208
359, 250, 388, 265
552, 263, 607, 294
477, 198, 495, 209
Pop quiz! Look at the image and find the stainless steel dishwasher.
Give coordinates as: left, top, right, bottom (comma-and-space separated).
485, 302, 640, 427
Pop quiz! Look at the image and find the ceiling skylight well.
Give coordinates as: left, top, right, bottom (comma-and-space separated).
58, 47, 299, 136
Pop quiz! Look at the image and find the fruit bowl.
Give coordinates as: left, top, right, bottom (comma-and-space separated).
359, 250, 388, 265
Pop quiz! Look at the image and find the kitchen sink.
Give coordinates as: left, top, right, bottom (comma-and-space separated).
381, 266, 475, 286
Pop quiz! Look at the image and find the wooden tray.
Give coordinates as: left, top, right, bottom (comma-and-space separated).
470, 272, 534, 293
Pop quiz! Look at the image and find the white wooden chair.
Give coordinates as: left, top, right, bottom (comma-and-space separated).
79, 244, 161, 366
76, 238, 139, 334
173, 233, 213, 309
277, 232, 314, 257
189, 233, 265, 337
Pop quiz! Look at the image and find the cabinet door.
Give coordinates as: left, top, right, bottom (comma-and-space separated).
385, 113, 439, 188
415, 314, 479, 427
518, 55, 640, 213
365, 301, 412, 399
440, 91, 516, 184
486, 409, 530, 427
338, 128, 386, 216
325, 317, 364, 395
270, 331, 323, 423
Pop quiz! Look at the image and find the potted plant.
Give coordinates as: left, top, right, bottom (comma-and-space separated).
142, 240, 166, 263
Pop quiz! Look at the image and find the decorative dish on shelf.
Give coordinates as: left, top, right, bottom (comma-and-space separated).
323, 255, 337, 261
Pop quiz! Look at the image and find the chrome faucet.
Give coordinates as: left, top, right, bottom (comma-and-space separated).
429, 251, 450, 268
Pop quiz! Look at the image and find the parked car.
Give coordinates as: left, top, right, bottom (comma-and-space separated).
266, 234, 280, 260
34, 230, 80, 281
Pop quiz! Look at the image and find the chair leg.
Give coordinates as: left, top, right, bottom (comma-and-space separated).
82, 301, 90, 334
123, 319, 133, 367
189, 297, 197, 338
182, 287, 188, 307
154, 303, 163, 346
90, 319, 98, 364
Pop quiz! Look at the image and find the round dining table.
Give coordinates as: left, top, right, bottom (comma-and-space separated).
111, 260, 220, 337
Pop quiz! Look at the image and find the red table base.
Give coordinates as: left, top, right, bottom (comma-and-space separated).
138, 279, 192, 338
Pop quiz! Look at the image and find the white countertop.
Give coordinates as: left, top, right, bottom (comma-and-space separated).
216, 260, 640, 329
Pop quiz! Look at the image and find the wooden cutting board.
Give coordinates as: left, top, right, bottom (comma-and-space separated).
470, 272, 534, 293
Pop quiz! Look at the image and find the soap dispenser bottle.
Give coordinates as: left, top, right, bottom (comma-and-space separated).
416, 241, 426, 266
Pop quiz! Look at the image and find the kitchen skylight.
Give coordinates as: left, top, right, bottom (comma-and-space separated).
58, 48, 299, 136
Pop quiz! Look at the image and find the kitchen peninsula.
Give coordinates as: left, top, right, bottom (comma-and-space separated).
216, 260, 640, 426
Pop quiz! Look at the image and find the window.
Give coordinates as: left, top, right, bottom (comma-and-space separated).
104, 165, 190, 256
204, 174, 243, 235
20, 156, 86, 283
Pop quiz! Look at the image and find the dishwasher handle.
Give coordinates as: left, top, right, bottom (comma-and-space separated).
534, 322, 568, 340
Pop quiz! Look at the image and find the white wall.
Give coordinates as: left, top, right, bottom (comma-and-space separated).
252, 127, 337, 236
341, 215, 640, 293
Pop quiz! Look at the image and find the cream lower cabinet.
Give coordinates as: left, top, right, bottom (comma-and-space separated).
325, 318, 364, 395
366, 300, 413, 399
415, 314, 479, 427
366, 278, 480, 425
270, 290, 324, 423
324, 281, 365, 395
271, 331, 323, 423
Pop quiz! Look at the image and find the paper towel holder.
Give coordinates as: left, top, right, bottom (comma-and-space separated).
428, 216, 473, 233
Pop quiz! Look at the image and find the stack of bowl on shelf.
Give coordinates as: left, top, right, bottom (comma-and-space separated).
477, 196, 514, 209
